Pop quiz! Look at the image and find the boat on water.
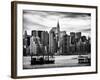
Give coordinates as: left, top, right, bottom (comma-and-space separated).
31, 55, 55, 65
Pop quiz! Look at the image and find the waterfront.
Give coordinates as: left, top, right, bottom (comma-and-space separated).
23, 55, 90, 69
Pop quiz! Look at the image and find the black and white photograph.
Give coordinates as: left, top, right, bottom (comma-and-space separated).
11, 1, 97, 78
23, 10, 91, 69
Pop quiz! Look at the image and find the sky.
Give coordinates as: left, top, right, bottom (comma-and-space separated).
23, 10, 91, 37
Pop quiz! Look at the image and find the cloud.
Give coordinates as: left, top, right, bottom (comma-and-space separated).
80, 28, 91, 32
23, 10, 91, 36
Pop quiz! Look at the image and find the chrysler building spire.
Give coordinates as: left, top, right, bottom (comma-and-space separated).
56, 20, 60, 49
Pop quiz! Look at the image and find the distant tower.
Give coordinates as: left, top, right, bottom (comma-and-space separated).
23, 30, 28, 56
23, 30, 28, 47
57, 20, 60, 41
56, 20, 60, 48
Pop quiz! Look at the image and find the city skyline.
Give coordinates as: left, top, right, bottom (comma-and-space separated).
23, 11, 91, 68
23, 30, 91, 39
23, 10, 91, 37
23, 26, 91, 56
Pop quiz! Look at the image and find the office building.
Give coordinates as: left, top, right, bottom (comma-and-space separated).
70, 32, 75, 44
49, 30, 57, 54
31, 30, 37, 37
75, 32, 81, 39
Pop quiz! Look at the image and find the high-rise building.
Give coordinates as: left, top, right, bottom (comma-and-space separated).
81, 36, 86, 42
76, 38, 82, 53
59, 31, 66, 54
41, 31, 49, 46
56, 21, 60, 48
60, 34, 70, 55
38, 30, 42, 42
70, 32, 75, 44
75, 32, 81, 43
23, 31, 28, 48
30, 36, 37, 55
30, 30, 39, 55
66, 35, 70, 54
70, 32, 75, 37
75, 32, 81, 39
57, 20, 60, 40
86, 37, 91, 53
23, 31, 29, 56
49, 30, 57, 54
60, 31, 66, 38
31, 30, 36, 37
62, 35, 67, 54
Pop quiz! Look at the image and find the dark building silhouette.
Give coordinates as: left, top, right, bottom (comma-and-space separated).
38, 31, 42, 38
31, 30, 37, 37
62, 34, 68, 55
66, 35, 70, 54
23, 31, 30, 56
70, 32, 75, 44
81, 36, 86, 42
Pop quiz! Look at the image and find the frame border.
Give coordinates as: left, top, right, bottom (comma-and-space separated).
11, 1, 98, 79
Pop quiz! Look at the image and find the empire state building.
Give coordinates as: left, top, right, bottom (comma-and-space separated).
49, 20, 60, 54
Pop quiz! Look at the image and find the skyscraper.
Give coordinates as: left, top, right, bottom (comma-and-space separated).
41, 31, 49, 46
31, 30, 36, 37
75, 32, 81, 42
23, 31, 29, 56
56, 20, 60, 48
23, 31, 28, 48
59, 31, 66, 54
38, 30, 42, 42
70, 32, 75, 44
30, 30, 41, 55
62, 34, 67, 54
66, 35, 70, 54
30, 34, 37, 55
49, 30, 57, 54
76, 32, 81, 39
